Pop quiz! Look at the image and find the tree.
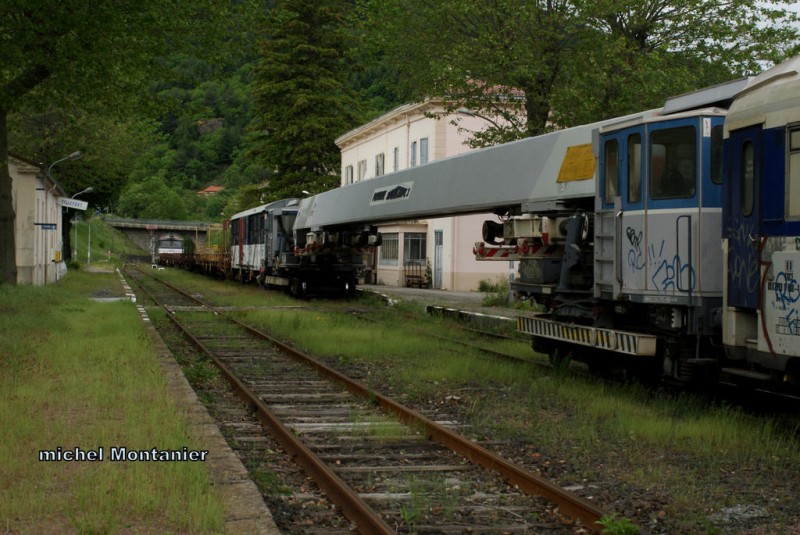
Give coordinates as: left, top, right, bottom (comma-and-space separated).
151, 59, 256, 191
249, 0, 366, 201
356, 0, 799, 146
117, 176, 189, 220
0, 0, 231, 284
553, 0, 800, 126
356, 0, 586, 144
9, 108, 156, 212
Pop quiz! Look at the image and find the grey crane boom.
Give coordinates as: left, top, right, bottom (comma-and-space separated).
295, 110, 656, 232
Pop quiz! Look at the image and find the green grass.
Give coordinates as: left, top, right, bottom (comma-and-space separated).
236, 306, 544, 406
147, 266, 298, 308
71, 217, 148, 267
0, 271, 224, 533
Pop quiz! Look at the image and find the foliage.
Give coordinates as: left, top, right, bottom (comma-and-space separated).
9, 108, 158, 210
249, 0, 367, 201
480, 277, 511, 307
597, 513, 640, 535
356, 0, 800, 145
0, 0, 235, 283
117, 176, 189, 220
554, 0, 800, 126
69, 218, 148, 266
356, 0, 577, 142
151, 58, 257, 191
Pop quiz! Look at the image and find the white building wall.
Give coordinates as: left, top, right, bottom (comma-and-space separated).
337, 101, 515, 291
11, 156, 66, 285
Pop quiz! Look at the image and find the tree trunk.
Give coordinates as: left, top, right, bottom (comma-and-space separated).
0, 109, 17, 285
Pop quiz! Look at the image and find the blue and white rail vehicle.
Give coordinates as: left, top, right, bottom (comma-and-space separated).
229, 198, 381, 296
292, 56, 800, 391
480, 59, 800, 390
720, 58, 800, 389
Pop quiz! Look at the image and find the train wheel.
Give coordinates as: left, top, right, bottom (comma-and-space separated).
344, 280, 357, 298
289, 278, 306, 298
548, 346, 572, 372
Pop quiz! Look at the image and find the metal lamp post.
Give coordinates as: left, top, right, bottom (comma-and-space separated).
71, 185, 93, 261
87, 208, 99, 265
44, 152, 82, 270
47, 151, 82, 178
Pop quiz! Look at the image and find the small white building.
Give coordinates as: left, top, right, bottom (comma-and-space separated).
335, 100, 515, 291
11, 155, 66, 285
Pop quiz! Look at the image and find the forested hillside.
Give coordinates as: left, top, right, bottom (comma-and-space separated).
5, 0, 799, 227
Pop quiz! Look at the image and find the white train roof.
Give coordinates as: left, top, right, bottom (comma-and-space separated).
725, 55, 800, 133
230, 198, 298, 220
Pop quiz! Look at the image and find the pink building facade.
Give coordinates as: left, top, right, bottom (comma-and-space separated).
335, 101, 515, 291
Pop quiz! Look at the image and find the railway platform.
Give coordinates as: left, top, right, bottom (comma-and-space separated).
360, 283, 522, 322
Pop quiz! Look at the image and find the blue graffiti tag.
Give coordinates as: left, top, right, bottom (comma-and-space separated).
650, 249, 696, 293
773, 271, 800, 308
626, 227, 644, 271
728, 223, 759, 294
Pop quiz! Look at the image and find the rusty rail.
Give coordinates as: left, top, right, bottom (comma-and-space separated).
126, 267, 608, 533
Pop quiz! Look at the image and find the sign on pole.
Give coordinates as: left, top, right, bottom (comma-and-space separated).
58, 197, 88, 210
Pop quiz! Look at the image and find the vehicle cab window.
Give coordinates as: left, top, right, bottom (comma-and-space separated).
650, 126, 696, 199
604, 139, 619, 204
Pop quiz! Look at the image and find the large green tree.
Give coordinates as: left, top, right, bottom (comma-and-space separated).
358, 0, 584, 145
249, 0, 366, 202
116, 176, 190, 220
0, 0, 231, 284
552, 0, 800, 126
356, 0, 799, 146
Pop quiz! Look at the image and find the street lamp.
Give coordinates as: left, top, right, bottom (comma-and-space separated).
47, 151, 82, 179
44, 151, 82, 273
71, 186, 93, 261
87, 207, 100, 265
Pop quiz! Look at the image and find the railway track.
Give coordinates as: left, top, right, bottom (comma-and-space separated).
123, 267, 609, 534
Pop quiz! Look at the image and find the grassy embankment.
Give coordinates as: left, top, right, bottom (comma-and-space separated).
69, 216, 146, 268
0, 269, 224, 533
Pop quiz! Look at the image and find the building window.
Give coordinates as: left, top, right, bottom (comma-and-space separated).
380, 233, 398, 266
344, 165, 354, 185
650, 126, 696, 199
420, 138, 429, 165
357, 159, 367, 182
403, 232, 426, 264
393, 147, 399, 172
375, 153, 385, 177
410, 141, 417, 167
788, 126, 800, 218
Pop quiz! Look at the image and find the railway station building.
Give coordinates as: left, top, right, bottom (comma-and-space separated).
9, 155, 67, 285
335, 100, 516, 291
